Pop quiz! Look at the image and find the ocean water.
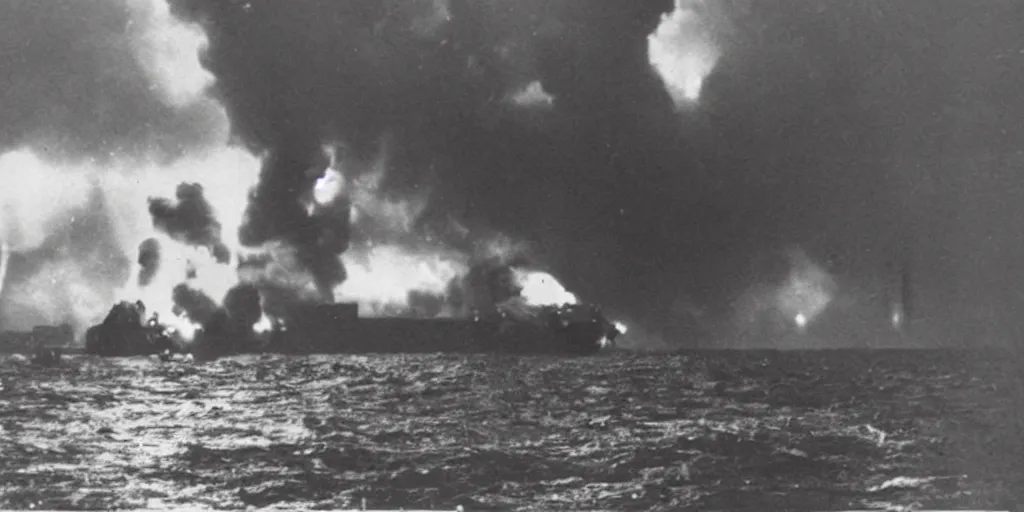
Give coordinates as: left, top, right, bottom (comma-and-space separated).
0, 349, 1020, 510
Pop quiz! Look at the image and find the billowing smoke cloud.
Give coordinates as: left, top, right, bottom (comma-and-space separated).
171, 283, 219, 326
223, 283, 262, 329
648, 0, 733, 107
0, 241, 8, 299
0, 187, 131, 332
167, 0, 678, 324
237, 144, 349, 303
0, 0, 260, 335
148, 183, 231, 263
3, 0, 1017, 349
137, 238, 162, 287
0, 0, 224, 160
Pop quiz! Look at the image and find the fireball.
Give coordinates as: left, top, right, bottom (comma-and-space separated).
511, 269, 578, 307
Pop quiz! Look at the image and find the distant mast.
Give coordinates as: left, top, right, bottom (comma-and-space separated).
888, 257, 912, 333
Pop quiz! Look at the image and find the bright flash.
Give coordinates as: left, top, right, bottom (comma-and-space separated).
253, 313, 274, 334
614, 321, 628, 334
313, 169, 345, 205
794, 313, 808, 329
168, 315, 200, 341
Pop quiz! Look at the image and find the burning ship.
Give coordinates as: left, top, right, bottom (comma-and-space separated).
79, 146, 628, 359
84, 294, 624, 359
83, 239, 626, 359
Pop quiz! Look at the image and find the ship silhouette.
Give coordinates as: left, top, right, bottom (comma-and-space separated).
84, 298, 623, 358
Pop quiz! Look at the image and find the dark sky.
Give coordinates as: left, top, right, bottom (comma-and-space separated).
10, 0, 1001, 347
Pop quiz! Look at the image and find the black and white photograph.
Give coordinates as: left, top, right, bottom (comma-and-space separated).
0, 0, 1021, 510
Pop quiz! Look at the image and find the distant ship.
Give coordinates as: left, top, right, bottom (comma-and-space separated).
0, 324, 74, 354
84, 299, 624, 358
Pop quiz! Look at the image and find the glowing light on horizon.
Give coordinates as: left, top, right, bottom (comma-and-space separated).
775, 248, 837, 328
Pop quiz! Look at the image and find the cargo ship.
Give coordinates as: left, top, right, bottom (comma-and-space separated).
84, 298, 624, 358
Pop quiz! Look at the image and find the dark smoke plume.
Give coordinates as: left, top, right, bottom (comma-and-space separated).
167, 0, 1024, 347
171, 283, 219, 325
191, 283, 263, 356
148, 183, 231, 263
137, 238, 162, 287
167, 0, 677, 325
236, 142, 350, 303
223, 283, 262, 329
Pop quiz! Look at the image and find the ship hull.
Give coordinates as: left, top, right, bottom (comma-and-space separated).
265, 318, 605, 356
85, 302, 616, 358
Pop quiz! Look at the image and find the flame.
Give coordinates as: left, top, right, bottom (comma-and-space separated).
337, 244, 466, 316
253, 313, 274, 334
511, 269, 578, 307
116, 230, 249, 342
648, 0, 722, 107
0, 1, 616, 342
319, 141, 473, 317
614, 320, 628, 334
313, 169, 346, 206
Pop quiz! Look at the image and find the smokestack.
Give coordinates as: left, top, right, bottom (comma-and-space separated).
888, 257, 913, 333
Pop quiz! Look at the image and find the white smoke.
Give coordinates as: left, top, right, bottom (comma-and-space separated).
127, 0, 216, 107
732, 247, 838, 343
648, 0, 725, 107
775, 248, 837, 325
0, 0, 261, 335
0, 240, 8, 299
